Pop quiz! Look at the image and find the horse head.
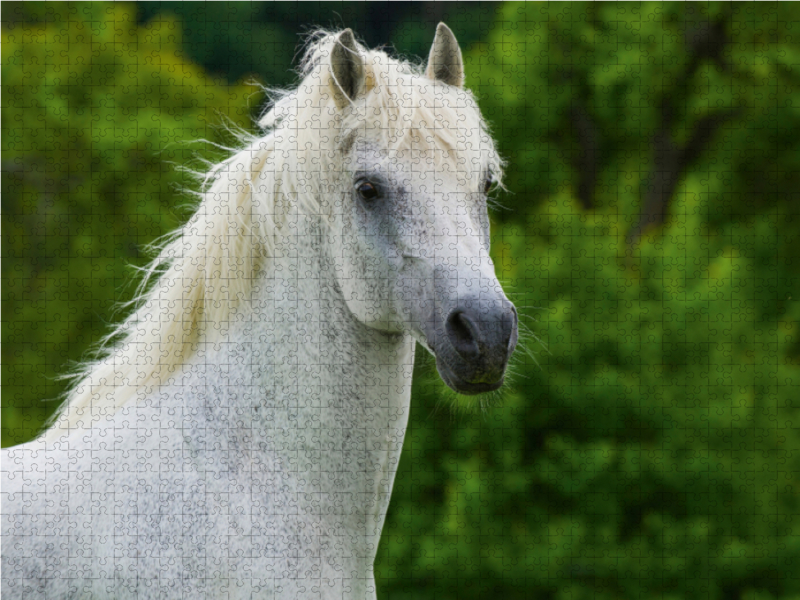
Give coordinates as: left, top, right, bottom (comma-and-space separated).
322, 24, 519, 394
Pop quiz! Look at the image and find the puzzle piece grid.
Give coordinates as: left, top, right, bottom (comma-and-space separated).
3, 4, 799, 600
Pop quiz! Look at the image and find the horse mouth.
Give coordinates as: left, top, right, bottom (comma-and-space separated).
435, 357, 505, 395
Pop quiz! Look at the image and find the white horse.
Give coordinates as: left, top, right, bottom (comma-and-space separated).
2, 24, 517, 599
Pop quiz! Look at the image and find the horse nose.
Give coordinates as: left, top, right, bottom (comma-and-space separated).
436, 299, 518, 393
445, 310, 482, 359
445, 302, 517, 361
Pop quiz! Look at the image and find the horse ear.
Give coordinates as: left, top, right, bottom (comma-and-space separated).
330, 29, 365, 108
425, 23, 464, 88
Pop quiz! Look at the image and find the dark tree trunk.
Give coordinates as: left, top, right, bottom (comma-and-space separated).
627, 9, 736, 245
570, 105, 600, 211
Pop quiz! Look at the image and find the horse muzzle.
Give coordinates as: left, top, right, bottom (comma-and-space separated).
433, 298, 518, 395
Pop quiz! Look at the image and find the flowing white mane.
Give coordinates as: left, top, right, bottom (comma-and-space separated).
43, 29, 503, 441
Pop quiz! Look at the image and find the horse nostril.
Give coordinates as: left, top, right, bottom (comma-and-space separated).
445, 310, 481, 359
506, 306, 519, 354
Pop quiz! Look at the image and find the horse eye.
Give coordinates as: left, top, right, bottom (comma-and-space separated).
356, 181, 380, 202
483, 175, 494, 194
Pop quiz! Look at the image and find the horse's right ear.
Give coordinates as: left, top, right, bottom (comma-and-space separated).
330, 29, 365, 109
425, 23, 464, 88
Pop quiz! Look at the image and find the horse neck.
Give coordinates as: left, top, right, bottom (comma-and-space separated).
186, 211, 416, 543
252, 215, 417, 432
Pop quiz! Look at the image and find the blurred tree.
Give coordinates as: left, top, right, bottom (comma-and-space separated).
467, 3, 800, 247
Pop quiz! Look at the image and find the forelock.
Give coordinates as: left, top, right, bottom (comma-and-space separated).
259, 30, 504, 187
343, 52, 502, 185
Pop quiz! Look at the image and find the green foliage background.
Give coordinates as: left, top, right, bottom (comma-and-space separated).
3, 3, 799, 599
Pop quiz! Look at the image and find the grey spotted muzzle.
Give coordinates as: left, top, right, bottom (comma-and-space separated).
408, 258, 518, 395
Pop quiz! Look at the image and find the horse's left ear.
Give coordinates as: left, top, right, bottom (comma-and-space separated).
330, 29, 365, 109
425, 23, 464, 88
